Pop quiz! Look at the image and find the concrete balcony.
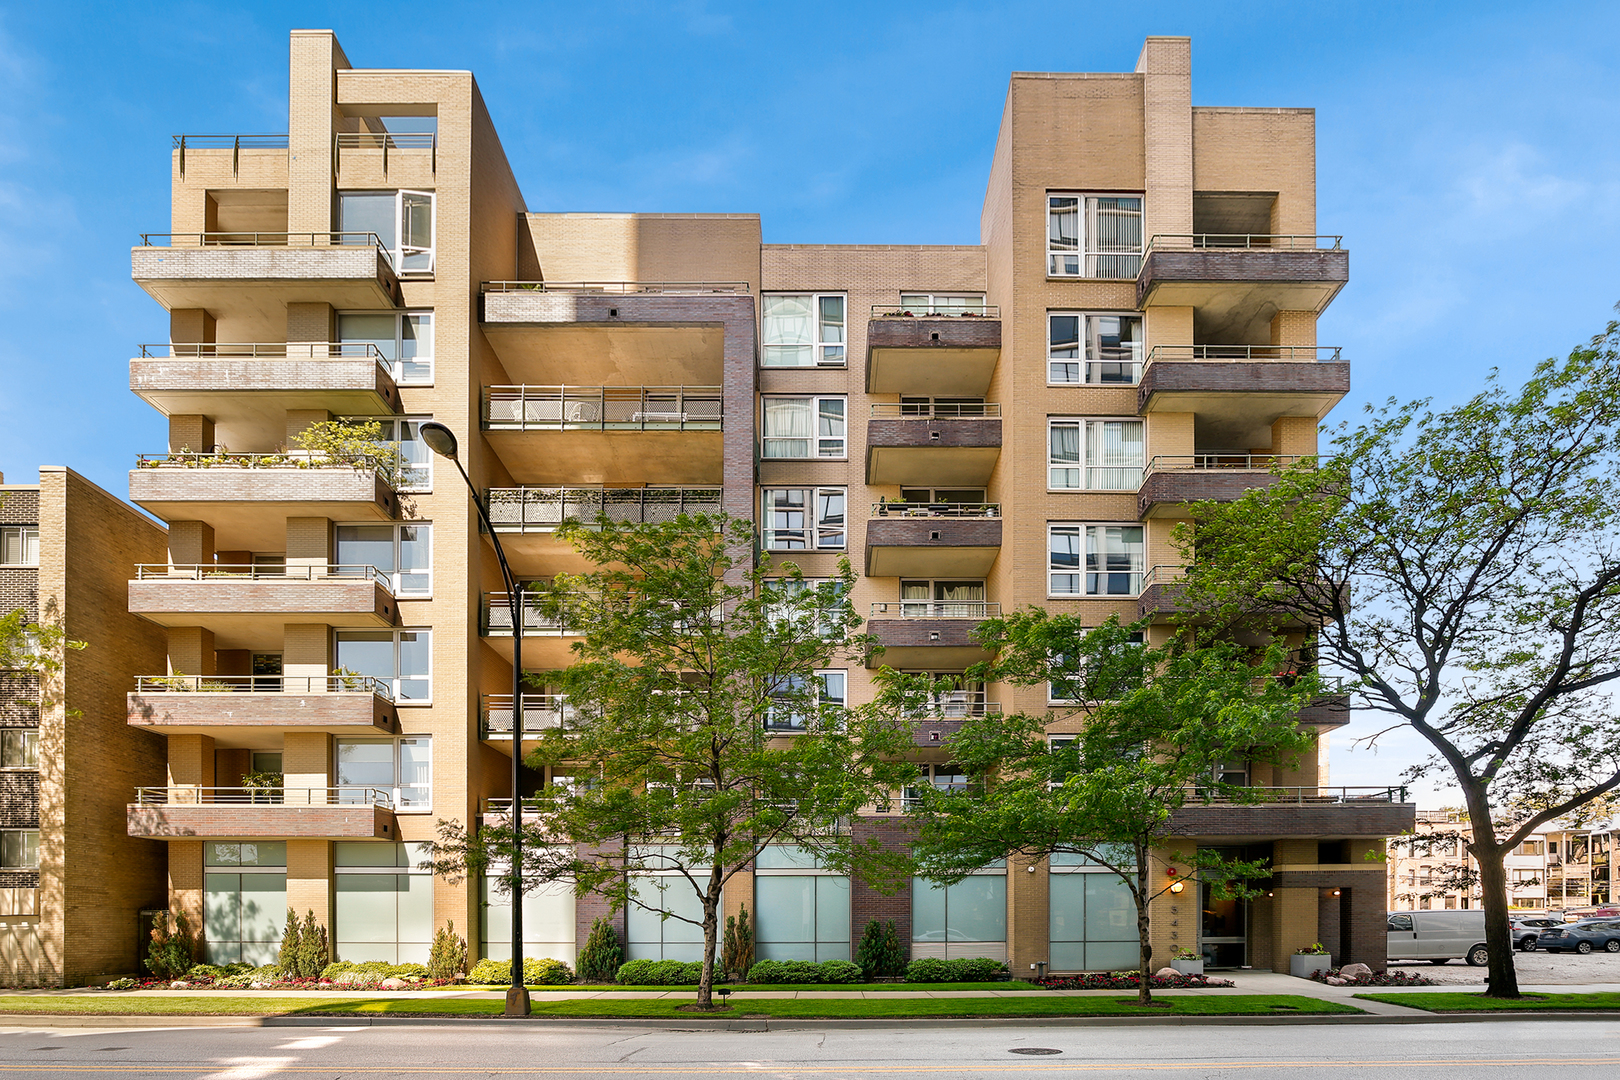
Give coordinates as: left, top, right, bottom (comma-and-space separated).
480, 282, 752, 386
1169, 785, 1415, 841
865, 601, 1000, 669
483, 385, 724, 486
865, 404, 1002, 487
485, 485, 721, 575
128, 564, 398, 637
126, 675, 399, 741
133, 233, 402, 339
1138, 346, 1349, 448
1137, 454, 1304, 519
480, 592, 582, 669
866, 308, 1002, 397
131, 344, 401, 429
1137, 235, 1348, 341
864, 503, 1002, 578
1136, 564, 1188, 622
127, 786, 398, 840
129, 457, 397, 550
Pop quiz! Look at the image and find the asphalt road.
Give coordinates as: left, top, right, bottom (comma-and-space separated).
2, 1020, 1620, 1079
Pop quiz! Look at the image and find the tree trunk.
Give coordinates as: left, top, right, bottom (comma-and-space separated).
1135, 844, 1153, 1006
1464, 804, 1520, 998
697, 869, 722, 1009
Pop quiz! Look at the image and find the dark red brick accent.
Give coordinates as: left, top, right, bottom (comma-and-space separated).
1136, 248, 1349, 309
865, 418, 1001, 451
573, 842, 628, 955
866, 317, 1001, 355
1298, 692, 1351, 728
863, 518, 1002, 576
850, 816, 916, 956
1138, 469, 1279, 519
0, 490, 39, 526
1138, 361, 1351, 412
1171, 802, 1415, 839
0, 771, 39, 828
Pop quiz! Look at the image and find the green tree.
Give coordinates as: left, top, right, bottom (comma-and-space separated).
0, 607, 85, 674
1177, 318, 1620, 998
901, 615, 1320, 1005
431, 513, 917, 1009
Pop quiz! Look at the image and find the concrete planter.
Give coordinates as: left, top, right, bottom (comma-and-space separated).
1290, 953, 1331, 978
1170, 958, 1204, 976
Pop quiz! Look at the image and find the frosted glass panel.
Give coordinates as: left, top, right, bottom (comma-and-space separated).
399, 873, 435, 960
756, 876, 814, 944
755, 845, 822, 870
911, 879, 947, 941
815, 877, 850, 944
626, 877, 712, 960
946, 877, 1006, 942
239, 874, 285, 948
1050, 872, 1138, 970
481, 877, 576, 963
1084, 874, 1135, 941
337, 875, 398, 944
204, 873, 240, 948
1086, 939, 1139, 969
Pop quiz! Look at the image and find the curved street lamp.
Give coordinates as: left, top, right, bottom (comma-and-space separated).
419, 421, 530, 1017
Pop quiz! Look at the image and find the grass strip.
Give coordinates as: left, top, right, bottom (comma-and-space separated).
468, 980, 1044, 993
1355, 991, 1620, 1013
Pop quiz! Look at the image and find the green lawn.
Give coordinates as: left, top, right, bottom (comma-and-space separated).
469, 980, 1043, 993
1356, 992, 1620, 1013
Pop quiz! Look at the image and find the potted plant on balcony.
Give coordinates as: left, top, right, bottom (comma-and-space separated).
1290, 943, 1331, 978
243, 770, 284, 805
1169, 946, 1204, 976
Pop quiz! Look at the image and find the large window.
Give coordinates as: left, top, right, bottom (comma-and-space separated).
338, 190, 435, 273
1048, 314, 1143, 385
900, 580, 985, 617
626, 847, 711, 961
1048, 631, 1145, 703
334, 842, 434, 964
1049, 852, 1137, 970
761, 396, 846, 459
337, 311, 433, 384
912, 867, 1007, 960
762, 488, 846, 551
755, 846, 851, 962
334, 629, 432, 701
335, 523, 432, 597
336, 736, 432, 810
1049, 524, 1144, 596
1047, 194, 1143, 278
0, 829, 39, 869
1048, 419, 1144, 490
481, 852, 577, 964
0, 729, 38, 769
765, 670, 846, 732
376, 418, 431, 491
762, 294, 846, 368
897, 293, 986, 316
204, 842, 286, 965
0, 526, 38, 567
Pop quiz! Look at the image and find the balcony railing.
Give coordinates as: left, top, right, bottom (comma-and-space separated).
869, 403, 1002, 419
481, 593, 576, 635
131, 786, 393, 808
484, 386, 723, 430
1195, 785, 1410, 805
171, 134, 288, 178
335, 132, 436, 150
134, 563, 393, 591
482, 281, 751, 295
133, 674, 394, 700
1142, 454, 1306, 477
482, 693, 575, 737
486, 486, 722, 530
869, 601, 1000, 619
1143, 234, 1344, 255
871, 501, 1000, 518
870, 304, 999, 318
137, 342, 387, 360
481, 797, 547, 816
134, 452, 395, 480
138, 231, 389, 252
1144, 345, 1343, 364
904, 692, 1000, 719
1139, 565, 1186, 592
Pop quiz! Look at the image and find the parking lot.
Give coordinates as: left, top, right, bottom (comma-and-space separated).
1390, 947, 1620, 985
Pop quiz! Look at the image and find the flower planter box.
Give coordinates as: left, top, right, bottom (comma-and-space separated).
1290, 953, 1331, 978
1170, 958, 1204, 976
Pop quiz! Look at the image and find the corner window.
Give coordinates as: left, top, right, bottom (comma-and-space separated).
0, 729, 38, 769
1049, 314, 1143, 385
1048, 419, 1144, 490
338, 311, 433, 384
1048, 194, 1143, 278
0, 526, 39, 567
336, 736, 432, 811
338, 190, 435, 273
343, 417, 431, 492
761, 396, 846, 459
334, 629, 432, 702
1049, 524, 1144, 597
0, 829, 39, 869
762, 294, 846, 367
762, 488, 845, 551
335, 523, 432, 597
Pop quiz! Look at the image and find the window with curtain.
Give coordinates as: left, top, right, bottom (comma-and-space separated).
0, 829, 39, 869
0, 526, 38, 567
762, 294, 846, 367
1048, 194, 1144, 278
761, 488, 845, 550
1048, 313, 1143, 384
0, 730, 38, 769
762, 396, 845, 458
1048, 419, 1144, 489
765, 669, 846, 731
1049, 524, 1144, 596
899, 580, 985, 617
898, 293, 986, 316
338, 311, 433, 384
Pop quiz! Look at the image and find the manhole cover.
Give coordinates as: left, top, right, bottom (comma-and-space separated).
1009, 1048, 1063, 1056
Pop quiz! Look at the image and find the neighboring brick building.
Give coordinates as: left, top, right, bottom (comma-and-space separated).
0, 468, 169, 986
116, 30, 1413, 978
1389, 810, 1617, 915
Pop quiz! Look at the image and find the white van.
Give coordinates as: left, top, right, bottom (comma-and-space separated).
1386, 910, 1489, 966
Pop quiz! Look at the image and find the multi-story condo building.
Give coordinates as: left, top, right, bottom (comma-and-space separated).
118, 29, 1413, 979
1390, 810, 1617, 914
0, 468, 168, 986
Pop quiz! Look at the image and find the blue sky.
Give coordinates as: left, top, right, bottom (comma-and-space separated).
2, 1, 1617, 803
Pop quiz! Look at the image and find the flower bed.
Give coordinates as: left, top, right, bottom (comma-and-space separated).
1309, 967, 1435, 987
1036, 971, 1235, 990
100, 962, 460, 992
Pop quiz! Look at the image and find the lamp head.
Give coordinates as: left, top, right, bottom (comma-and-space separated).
419, 421, 459, 461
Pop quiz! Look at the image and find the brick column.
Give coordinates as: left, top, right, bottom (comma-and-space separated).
282, 624, 329, 695
286, 409, 331, 447
166, 628, 216, 677
1006, 851, 1048, 976
1269, 311, 1317, 349
168, 415, 215, 455
849, 818, 913, 960
1270, 887, 1317, 972
286, 519, 331, 575
283, 731, 330, 805
167, 521, 215, 568
1270, 416, 1319, 458
286, 839, 333, 959
287, 303, 335, 356
1136, 37, 1193, 243
169, 310, 215, 348
167, 840, 205, 933
166, 735, 215, 793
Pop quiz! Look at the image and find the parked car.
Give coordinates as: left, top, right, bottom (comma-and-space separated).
1536, 919, 1620, 954
1512, 917, 1564, 950
1387, 910, 1489, 966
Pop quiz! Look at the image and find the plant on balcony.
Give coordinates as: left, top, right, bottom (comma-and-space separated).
242, 771, 283, 803
288, 419, 405, 486
897, 614, 1323, 1007
1177, 315, 1620, 1000
330, 665, 369, 692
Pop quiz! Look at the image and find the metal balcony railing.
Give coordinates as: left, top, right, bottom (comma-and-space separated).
481, 797, 548, 816
1139, 565, 1187, 591
869, 601, 1000, 619
138, 231, 390, 252
133, 674, 394, 700
904, 692, 1000, 719
1142, 453, 1306, 477
870, 304, 999, 318
133, 452, 395, 482
482, 693, 574, 736
131, 786, 394, 808
485, 486, 722, 530
1143, 234, 1344, 254
484, 386, 722, 430
1194, 785, 1410, 804
482, 280, 751, 295
481, 593, 577, 636
134, 563, 393, 591
137, 342, 387, 360
868, 403, 1002, 419
171, 134, 289, 178
871, 501, 1000, 519
335, 132, 436, 149
1144, 345, 1343, 364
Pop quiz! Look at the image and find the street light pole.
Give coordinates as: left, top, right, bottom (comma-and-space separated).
419, 421, 530, 1017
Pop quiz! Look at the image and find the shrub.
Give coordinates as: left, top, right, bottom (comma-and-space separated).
745, 959, 821, 984
145, 910, 199, 980
295, 910, 329, 979
390, 962, 430, 980
855, 919, 906, 978
215, 974, 254, 989
467, 957, 574, 985
949, 957, 1008, 982
576, 917, 623, 983
722, 905, 755, 978
902, 957, 953, 983
277, 909, 300, 978
103, 978, 137, 991
428, 921, 469, 980
185, 964, 225, 982
320, 961, 356, 981
816, 960, 864, 984
616, 958, 703, 985
289, 419, 405, 486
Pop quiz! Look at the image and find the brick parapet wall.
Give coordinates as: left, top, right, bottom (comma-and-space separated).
126, 579, 397, 623
127, 467, 397, 517
127, 804, 395, 839
865, 419, 1002, 451
131, 359, 401, 412
866, 317, 1001, 353
1170, 802, 1416, 838
1138, 361, 1350, 406
1136, 249, 1348, 308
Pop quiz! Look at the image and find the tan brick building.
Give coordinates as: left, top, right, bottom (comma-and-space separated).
115, 30, 1413, 978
